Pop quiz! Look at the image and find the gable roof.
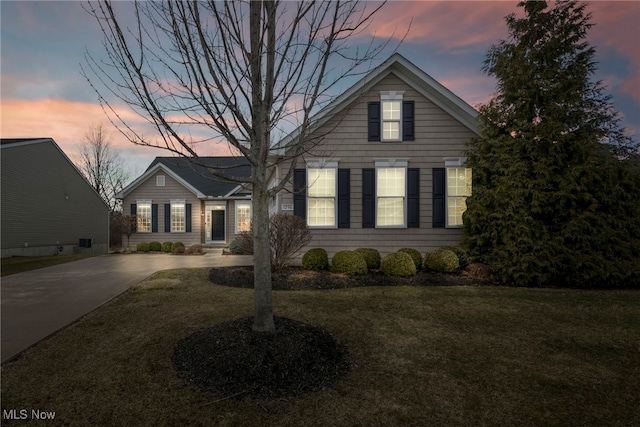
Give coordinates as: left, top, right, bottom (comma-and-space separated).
274, 53, 480, 152
116, 156, 251, 199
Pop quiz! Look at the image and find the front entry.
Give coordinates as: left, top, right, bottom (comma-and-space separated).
211, 210, 225, 242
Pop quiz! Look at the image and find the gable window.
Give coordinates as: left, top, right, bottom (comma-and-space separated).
236, 201, 251, 233
307, 161, 337, 228
376, 159, 407, 227
171, 201, 186, 232
137, 201, 152, 233
368, 91, 414, 142
156, 175, 165, 186
447, 167, 472, 227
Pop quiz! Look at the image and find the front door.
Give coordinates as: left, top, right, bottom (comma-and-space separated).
211, 210, 225, 242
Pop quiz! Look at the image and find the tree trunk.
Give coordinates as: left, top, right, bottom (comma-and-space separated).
252, 172, 275, 332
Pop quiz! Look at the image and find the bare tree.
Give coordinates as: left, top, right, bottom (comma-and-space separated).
78, 123, 130, 211
82, 0, 399, 332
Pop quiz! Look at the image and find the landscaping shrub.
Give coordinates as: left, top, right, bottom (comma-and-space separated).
424, 248, 459, 273
442, 246, 470, 268
171, 242, 186, 255
354, 248, 381, 270
397, 248, 422, 270
229, 234, 253, 255
162, 242, 173, 253
381, 252, 416, 277
330, 251, 367, 275
302, 248, 329, 271
185, 244, 204, 255
136, 242, 150, 253
149, 241, 162, 252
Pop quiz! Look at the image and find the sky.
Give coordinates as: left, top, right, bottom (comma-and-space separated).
1, 1, 639, 177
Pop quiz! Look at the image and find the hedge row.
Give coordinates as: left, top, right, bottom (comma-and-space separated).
301, 247, 465, 277
135, 241, 197, 255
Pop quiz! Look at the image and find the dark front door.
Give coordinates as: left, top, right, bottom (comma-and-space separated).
211, 210, 225, 241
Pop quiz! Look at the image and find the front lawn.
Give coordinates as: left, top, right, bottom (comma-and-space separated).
2, 268, 638, 426
1, 254, 95, 276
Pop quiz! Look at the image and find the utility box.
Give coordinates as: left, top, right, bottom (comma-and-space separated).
79, 238, 92, 248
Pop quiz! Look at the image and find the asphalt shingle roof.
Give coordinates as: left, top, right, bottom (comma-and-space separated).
148, 157, 251, 197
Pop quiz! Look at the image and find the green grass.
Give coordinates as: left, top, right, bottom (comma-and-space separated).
2, 268, 639, 426
1, 254, 96, 276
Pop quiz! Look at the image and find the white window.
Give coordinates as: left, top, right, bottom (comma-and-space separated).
236, 202, 251, 233
137, 201, 152, 233
171, 201, 186, 232
376, 159, 407, 227
307, 161, 337, 228
445, 161, 472, 227
380, 91, 404, 142
156, 175, 165, 186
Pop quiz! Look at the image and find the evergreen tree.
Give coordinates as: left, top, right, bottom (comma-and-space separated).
463, 0, 640, 288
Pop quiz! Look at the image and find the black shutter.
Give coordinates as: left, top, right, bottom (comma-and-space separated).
408, 168, 420, 228
368, 102, 381, 141
403, 101, 415, 141
362, 168, 375, 228
293, 169, 306, 219
433, 168, 446, 228
151, 204, 158, 232
186, 204, 192, 232
164, 204, 171, 232
337, 169, 350, 228
130, 203, 137, 216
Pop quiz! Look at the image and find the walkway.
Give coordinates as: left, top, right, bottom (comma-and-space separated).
1, 252, 253, 363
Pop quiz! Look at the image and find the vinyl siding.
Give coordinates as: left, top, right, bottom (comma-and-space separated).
1, 140, 109, 255
276, 73, 476, 257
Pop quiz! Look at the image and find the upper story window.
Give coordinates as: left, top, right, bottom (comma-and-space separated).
137, 201, 152, 233
368, 91, 414, 142
307, 160, 338, 228
156, 175, 165, 186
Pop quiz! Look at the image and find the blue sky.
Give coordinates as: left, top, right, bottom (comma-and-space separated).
2, 1, 638, 175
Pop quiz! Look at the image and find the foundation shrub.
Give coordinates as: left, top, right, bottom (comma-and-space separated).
331, 251, 367, 275
424, 248, 460, 273
171, 242, 186, 255
162, 242, 173, 253
397, 248, 423, 270
149, 241, 162, 252
381, 252, 417, 277
229, 234, 253, 255
185, 244, 204, 255
354, 248, 381, 270
302, 248, 329, 271
136, 242, 150, 253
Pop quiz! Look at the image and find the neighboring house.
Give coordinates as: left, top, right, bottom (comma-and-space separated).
116, 157, 251, 249
270, 53, 480, 256
1, 138, 110, 257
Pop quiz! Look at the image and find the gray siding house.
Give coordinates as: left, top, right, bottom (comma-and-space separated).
1, 138, 110, 257
116, 157, 251, 249
271, 54, 480, 257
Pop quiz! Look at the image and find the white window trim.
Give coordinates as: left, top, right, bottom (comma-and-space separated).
136, 200, 152, 233
444, 158, 471, 228
375, 159, 408, 228
306, 159, 338, 229
170, 199, 186, 233
380, 91, 404, 142
235, 201, 252, 234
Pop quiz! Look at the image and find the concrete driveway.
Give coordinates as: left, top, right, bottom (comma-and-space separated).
1, 252, 253, 363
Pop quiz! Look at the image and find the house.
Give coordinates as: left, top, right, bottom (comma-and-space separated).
116, 157, 251, 250
1, 138, 110, 257
270, 53, 480, 256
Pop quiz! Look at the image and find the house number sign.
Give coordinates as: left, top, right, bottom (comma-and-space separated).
281, 204, 294, 211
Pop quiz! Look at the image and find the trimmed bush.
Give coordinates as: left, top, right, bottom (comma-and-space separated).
229, 235, 253, 255
302, 248, 329, 271
397, 248, 422, 270
162, 242, 173, 253
185, 244, 204, 255
149, 241, 162, 252
424, 248, 459, 273
381, 252, 417, 277
171, 242, 186, 255
442, 246, 470, 268
354, 248, 381, 270
331, 251, 367, 275
136, 242, 150, 253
